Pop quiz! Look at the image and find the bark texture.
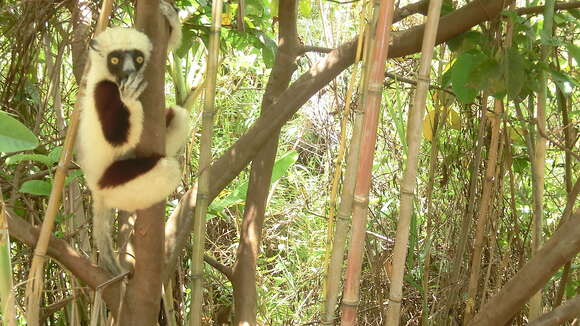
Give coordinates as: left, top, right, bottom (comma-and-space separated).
231, 1, 300, 323
7, 0, 513, 315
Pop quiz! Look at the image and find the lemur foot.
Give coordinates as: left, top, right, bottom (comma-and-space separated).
160, 0, 182, 51
119, 73, 148, 103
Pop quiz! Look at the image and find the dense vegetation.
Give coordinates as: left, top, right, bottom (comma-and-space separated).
0, 0, 578, 324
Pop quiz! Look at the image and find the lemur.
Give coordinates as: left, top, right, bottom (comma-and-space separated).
78, 1, 188, 275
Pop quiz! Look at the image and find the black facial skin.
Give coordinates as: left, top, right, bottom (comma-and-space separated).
106, 49, 146, 83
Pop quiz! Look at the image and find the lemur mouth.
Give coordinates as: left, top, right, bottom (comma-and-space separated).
118, 54, 137, 83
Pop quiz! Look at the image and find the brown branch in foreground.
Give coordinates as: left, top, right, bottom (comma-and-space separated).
7, 0, 514, 310
162, 0, 514, 282
516, 1, 580, 15
204, 255, 233, 281
527, 295, 580, 326
470, 211, 580, 325
5, 211, 121, 312
41, 296, 76, 324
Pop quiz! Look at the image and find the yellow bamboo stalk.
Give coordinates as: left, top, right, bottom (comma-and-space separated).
24, 1, 114, 324
189, 0, 223, 324
321, 3, 367, 322
384, 0, 443, 323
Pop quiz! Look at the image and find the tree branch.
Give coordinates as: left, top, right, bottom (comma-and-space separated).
471, 211, 580, 325
516, 1, 580, 15
162, 0, 514, 281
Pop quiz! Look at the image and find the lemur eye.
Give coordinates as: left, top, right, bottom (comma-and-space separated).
110, 57, 119, 65
136, 56, 144, 64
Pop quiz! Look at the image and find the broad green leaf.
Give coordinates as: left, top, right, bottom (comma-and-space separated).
503, 48, 526, 99
451, 50, 486, 104
0, 111, 39, 153
299, 0, 312, 18
547, 66, 578, 94
19, 180, 52, 196
566, 43, 580, 66
48, 146, 63, 163
209, 151, 299, 214
6, 154, 53, 167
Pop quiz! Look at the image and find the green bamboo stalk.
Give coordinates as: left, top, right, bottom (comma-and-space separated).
384, 0, 443, 323
189, 0, 222, 324
529, 0, 555, 318
321, 4, 367, 324
24, 2, 114, 323
340, 0, 396, 324
0, 191, 16, 326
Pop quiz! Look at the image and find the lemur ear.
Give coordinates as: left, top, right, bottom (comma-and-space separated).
89, 39, 100, 53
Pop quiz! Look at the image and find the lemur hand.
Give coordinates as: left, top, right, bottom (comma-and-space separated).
119, 73, 148, 103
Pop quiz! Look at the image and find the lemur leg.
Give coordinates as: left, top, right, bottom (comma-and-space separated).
165, 106, 190, 156
98, 155, 181, 212
92, 197, 124, 275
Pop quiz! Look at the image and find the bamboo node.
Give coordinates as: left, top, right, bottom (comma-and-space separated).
336, 212, 351, 222
353, 195, 369, 205
416, 74, 430, 83
388, 296, 402, 304
196, 193, 210, 201
368, 82, 383, 93
191, 272, 203, 280
400, 189, 414, 196
32, 252, 48, 259
341, 300, 359, 308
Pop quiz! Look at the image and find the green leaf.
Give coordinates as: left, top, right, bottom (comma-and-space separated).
48, 146, 63, 163
566, 43, 580, 66
271, 150, 299, 181
209, 151, 299, 214
6, 154, 53, 166
547, 66, 578, 94
0, 111, 39, 153
299, 0, 312, 18
65, 169, 84, 186
19, 180, 52, 196
503, 48, 526, 99
451, 50, 486, 104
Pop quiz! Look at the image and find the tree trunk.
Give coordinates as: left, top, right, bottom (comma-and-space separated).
117, 1, 170, 324
231, 1, 299, 324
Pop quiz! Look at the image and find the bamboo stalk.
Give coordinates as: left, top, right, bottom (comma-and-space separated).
384, 0, 443, 323
339, 0, 396, 324
420, 105, 448, 325
24, 3, 114, 323
529, 0, 555, 318
463, 99, 504, 324
321, 4, 367, 323
440, 99, 487, 323
0, 189, 16, 326
189, 0, 222, 324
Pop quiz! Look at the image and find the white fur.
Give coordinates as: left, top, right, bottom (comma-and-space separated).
166, 106, 190, 156
78, 27, 190, 274
100, 157, 181, 211
160, 0, 182, 51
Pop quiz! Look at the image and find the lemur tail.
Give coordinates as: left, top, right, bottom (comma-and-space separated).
92, 197, 123, 275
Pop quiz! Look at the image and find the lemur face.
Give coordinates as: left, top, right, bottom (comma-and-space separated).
106, 50, 146, 83
88, 27, 153, 84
